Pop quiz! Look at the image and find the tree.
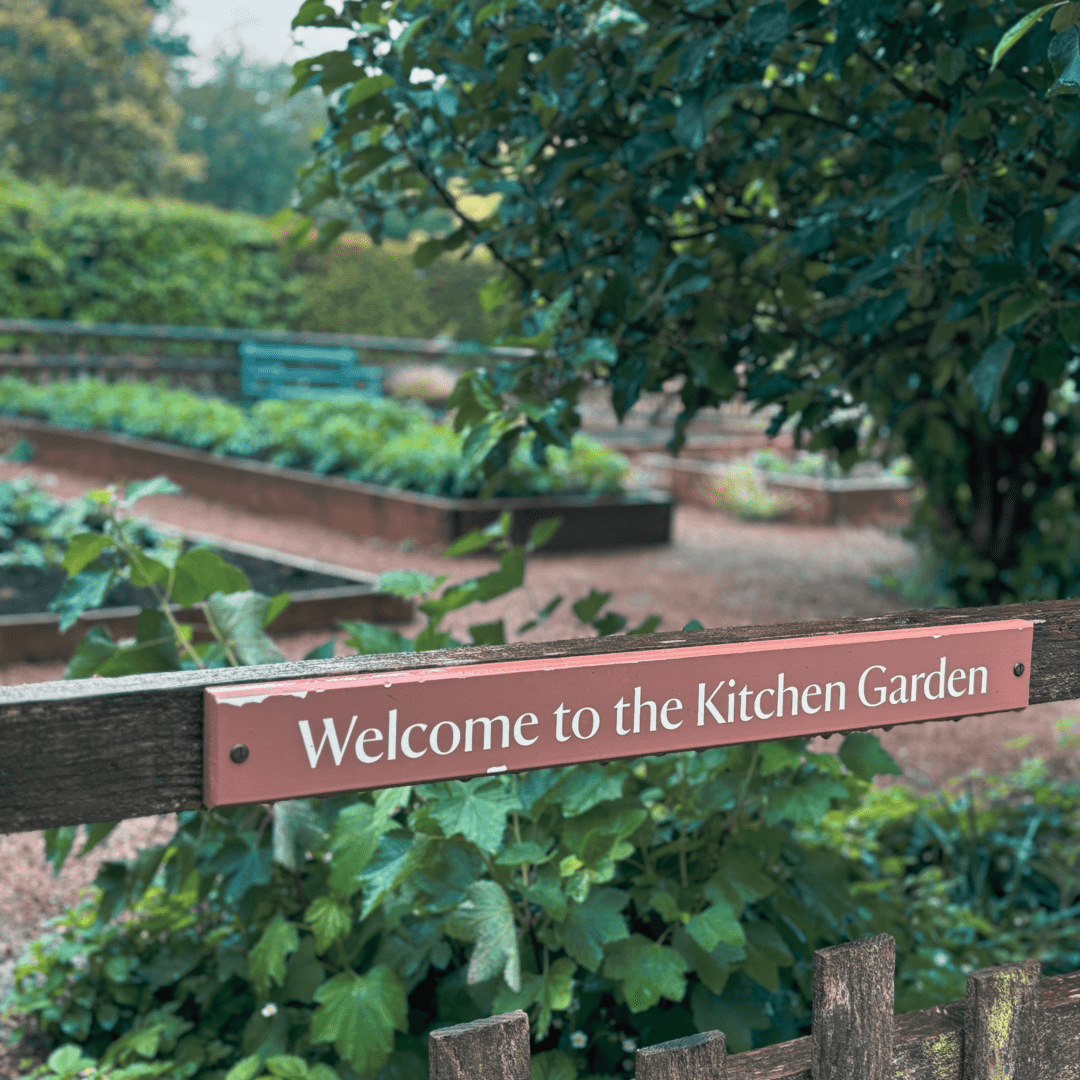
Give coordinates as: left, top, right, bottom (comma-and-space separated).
293, 0, 1080, 607
175, 52, 326, 215
0, 0, 198, 193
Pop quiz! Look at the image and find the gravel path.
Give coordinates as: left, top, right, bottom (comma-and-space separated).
3, 459, 1078, 1071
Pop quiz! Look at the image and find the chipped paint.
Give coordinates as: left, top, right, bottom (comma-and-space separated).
220, 690, 309, 706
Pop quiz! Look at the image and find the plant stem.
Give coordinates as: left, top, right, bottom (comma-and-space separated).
201, 602, 240, 666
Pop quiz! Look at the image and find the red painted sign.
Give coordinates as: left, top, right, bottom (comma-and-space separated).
204, 620, 1033, 807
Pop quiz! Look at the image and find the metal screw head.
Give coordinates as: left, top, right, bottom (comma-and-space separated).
1013, 662, 1025, 677
230, 744, 250, 764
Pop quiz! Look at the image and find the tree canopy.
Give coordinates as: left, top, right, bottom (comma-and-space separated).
0, 0, 197, 193
294, 0, 1080, 607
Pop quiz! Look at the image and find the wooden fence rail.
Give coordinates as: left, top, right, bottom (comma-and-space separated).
430, 935, 1080, 1080
2, 597, 1079, 835
0, 317, 534, 396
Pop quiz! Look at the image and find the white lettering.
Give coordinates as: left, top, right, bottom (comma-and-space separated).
356, 727, 383, 764
555, 703, 570, 743
660, 698, 683, 730
633, 687, 656, 733
911, 672, 926, 700
572, 707, 600, 740
802, 684, 822, 714
697, 681, 727, 725
825, 681, 846, 712
858, 666, 886, 708
298, 715, 357, 769
969, 666, 988, 694
514, 712, 539, 746
401, 723, 427, 758
777, 672, 798, 718
924, 657, 947, 701
615, 697, 631, 735
430, 720, 461, 756
388, 709, 397, 761
465, 715, 509, 752
948, 668, 967, 697
754, 688, 775, 720
739, 685, 752, 721
889, 675, 908, 704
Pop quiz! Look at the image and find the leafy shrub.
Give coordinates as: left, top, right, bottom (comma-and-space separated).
0, 177, 297, 327
0, 378, 628, 498
291, 235, 503, 344
712, 462, 796, 521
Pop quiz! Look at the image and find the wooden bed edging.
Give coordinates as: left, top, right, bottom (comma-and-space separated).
0, 531, 413, 662
2, 597, 1079, 834
430, 936, 1080, 1080
0, 417, 673, 553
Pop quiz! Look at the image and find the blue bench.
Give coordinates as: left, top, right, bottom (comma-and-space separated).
238, 341, 383, 402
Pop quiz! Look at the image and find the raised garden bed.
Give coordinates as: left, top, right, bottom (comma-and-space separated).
1, 417, 672, 551
0, 530, 412, 663
644, 453, 914, 527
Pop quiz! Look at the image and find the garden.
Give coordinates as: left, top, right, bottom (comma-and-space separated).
5, 0, 1080, 1078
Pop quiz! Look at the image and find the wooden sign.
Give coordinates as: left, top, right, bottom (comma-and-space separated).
204, 619, 1033, 807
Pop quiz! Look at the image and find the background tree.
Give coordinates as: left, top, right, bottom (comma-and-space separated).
175, 52, 326, 215
0, 0, 198, 193
294, 0, 1080, 607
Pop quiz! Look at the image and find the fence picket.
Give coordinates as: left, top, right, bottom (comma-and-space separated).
428, 1011, 531, 1080
635, 1031, 727, 1080
811, 933, 894, 1080
963, 961, 1041, 1080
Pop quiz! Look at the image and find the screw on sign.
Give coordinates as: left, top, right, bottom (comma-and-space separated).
204, 619, 1033, 807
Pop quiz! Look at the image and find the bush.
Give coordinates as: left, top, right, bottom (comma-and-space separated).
291, 234, 503, 344
0, 177, 297, 328
713, 462, 795, 521
0, 378, 628, 498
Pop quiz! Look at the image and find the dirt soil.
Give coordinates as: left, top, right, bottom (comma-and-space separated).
3, 458, 1078, 1076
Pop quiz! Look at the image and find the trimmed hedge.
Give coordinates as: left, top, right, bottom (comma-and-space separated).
0, 377, 628, 498
0, 176, 297, 327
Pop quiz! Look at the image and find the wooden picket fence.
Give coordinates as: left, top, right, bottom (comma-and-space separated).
429, 935, 1080, 1080
0, 317, 532, 397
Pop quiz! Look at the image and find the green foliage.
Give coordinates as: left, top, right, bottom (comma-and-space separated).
712, 461, 796, 521
176, 53, 326, 216
0, 176, 296, 326
0, 377, 628, 498
0, 0, 196, 192
292, 235, 504, 344
295, 0, 1080, 606
807, 736, 1080, 1010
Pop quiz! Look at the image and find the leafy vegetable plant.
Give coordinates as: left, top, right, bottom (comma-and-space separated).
0, 377, 628, 499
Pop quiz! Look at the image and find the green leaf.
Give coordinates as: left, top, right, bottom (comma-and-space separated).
346, 74, 395, 107
311, 967, 407, 1075
991, 4, 1059, 69
529, 1049, 579, 1080
495, 840, 555, 866
375, 570, 446, 599
122, 476, 183, 505
1049, 192, 1080, 248
765, 776, 849, 825
225, 1055, 262, 1080
249, 914, 299, 995
627, 615, 661, 636
997, 292, 1044, 333
303, 638, 336, 660
602, 935, 689, 1011
685, 901, 746, 952
839, 732, 903, 781
45, 1046, 96, 1078
449, 881, 521, 990
968, 338, 1015, 411
572, 589, 611, 624
50, 569, 113, 631
203, 591, 287, 666
61, 532, 113, 574
171, 548, 250, 608
556, 887, 630, 971
306, 896, 354, 953
527, 517, 562, 550
64, 625, 120, 679
340, 620, 416, 656
429, 778, 522, 853
468, 619, 506, 646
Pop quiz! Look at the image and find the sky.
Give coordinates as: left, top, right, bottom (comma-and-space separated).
168, 0, 354, 82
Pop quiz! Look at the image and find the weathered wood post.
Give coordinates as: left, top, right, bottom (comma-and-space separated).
963, 960, 1041, 1080
812, 933, 895, 1080
429, 1011, 531, 1080
635, 1030, 727, 1080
